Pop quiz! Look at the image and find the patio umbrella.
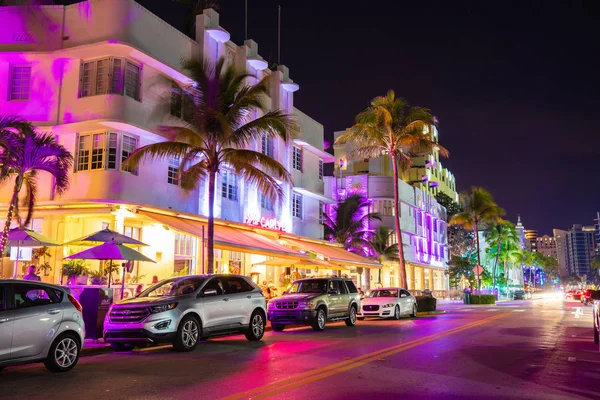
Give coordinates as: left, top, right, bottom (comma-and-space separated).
252, 257, 348, 271
0, 227, 62, 279
65, 228, 148, 247
66, 241, 155, 294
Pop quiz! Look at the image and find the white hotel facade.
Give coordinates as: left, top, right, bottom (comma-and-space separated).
0, 0, 385, 292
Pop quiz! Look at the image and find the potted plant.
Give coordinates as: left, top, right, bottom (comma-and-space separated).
130, 274, 146, 284
33, 246, 53, 276
62, 259, 89, 285
89, 270, 108, 285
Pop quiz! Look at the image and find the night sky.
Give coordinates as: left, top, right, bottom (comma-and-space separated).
109, 1, 600, 234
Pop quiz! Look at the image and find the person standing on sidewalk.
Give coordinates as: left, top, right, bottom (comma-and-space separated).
23, 265, 41, 281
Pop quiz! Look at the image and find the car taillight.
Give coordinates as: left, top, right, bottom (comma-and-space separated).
68, 294, 83, 312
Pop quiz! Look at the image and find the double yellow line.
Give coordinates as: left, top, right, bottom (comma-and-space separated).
222, 312, 509, 400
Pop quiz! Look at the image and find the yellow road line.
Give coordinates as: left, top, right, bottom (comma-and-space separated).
222, 313, 509, 400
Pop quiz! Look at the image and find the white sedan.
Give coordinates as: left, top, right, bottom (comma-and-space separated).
358, 288, 417, 320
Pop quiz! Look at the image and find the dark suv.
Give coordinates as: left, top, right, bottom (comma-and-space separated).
267, 277, 361, 331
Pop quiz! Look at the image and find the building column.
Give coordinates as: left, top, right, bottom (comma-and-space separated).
408, 264, 416, 290
418, 267, 425, 290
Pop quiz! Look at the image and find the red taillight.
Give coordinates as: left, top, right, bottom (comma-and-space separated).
68, 294, 83, 312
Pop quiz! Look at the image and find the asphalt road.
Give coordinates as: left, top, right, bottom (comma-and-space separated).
1, 293, 599, 400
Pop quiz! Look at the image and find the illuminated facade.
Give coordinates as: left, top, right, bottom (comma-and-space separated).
324, 174, 450, 294
333, 124, 458, 202
0, 0, 345, 286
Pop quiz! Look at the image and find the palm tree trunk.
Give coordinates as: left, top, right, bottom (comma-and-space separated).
474, 221, 481, 293
391, 154, 407, 288
0, 178, 22, 256
492, 239, 500, 295
207, 170, 216, 274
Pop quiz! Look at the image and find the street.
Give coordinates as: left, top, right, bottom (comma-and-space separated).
1, 294, 599, 400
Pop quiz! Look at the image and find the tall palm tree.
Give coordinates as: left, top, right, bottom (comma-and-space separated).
369, 226, 399, 286
450, 187, 505, 292
485, 220, 519, 293
0, 119, 72, 255
323, 194, 381, 253
126, 57, 294, 274
334, 91, 448, 288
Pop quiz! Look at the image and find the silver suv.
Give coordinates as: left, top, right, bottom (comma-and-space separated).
0, 280, 85, 373
104, 274, 267, 351
267, 277, 361, 331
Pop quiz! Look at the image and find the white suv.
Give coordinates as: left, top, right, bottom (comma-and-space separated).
104, 275, 267, 351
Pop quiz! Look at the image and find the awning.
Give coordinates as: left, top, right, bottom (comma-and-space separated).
143, 212, 306, 260
252, 257, 348, 271
279, 237, 382, 269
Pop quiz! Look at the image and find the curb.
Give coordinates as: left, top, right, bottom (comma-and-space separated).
417, 310, 446, 316
81, 344, 112, 357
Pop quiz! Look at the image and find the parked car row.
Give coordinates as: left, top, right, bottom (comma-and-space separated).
0, 275, 419, 373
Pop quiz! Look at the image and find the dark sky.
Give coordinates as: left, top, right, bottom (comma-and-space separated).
135, 0, 600, 235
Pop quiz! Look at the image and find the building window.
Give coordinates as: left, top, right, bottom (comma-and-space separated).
76, 132, 138, 174
125, 62, 141, 100
79, 58, 141, 100
121, 135, 138, 174
124, 226, 141, 241
221, 170, 238, 201
174, 233, 195, 274
9, 65, 31, 100
293, 146, 303, 172
261, 133, 274, 158
168, 157, 180, 185
319, 201, 324, 225
292, 192, 303, 219
318, 159, 323, 180
260, 193, 274, 211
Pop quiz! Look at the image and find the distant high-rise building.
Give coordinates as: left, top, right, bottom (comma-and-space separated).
525, 229, 538, 252
594, 212, 600, 256
536, 235, 557, 259
516, 215, 526, 250
565, 225, 596, 277
553, 229, 569, 280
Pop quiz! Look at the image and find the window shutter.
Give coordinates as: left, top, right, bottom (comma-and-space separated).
108, 57, 113, 94
74, 133, 79, 172
78, 61, 84, 98
138, 63, 143, 101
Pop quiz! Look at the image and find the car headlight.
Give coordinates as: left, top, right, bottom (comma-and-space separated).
382, 303, 395, 308
298, 301, 316, 309
267, 301, 277, 310
149, 303, 177, 314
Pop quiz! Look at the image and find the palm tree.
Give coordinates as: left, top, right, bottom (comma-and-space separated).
171, 0, 219, 39
126, 57, 294, 274
323, 194, 381, 253
334, 91, 448, 288
0, 119, 72, 255
485, 220, 519, 294
450, 187, 505, 292
369, 226, 399, 286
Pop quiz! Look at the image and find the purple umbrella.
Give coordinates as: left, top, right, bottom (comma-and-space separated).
66, 241, 155, 292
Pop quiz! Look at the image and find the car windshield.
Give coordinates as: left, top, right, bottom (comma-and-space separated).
139, 278, 206, 298
370, 289, 398, 298
288, 280, 328, 294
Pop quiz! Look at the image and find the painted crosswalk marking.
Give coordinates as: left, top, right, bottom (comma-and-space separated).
512, 309, 525, 312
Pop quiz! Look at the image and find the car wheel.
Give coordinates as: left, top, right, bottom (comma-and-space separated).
410, 304, 418, 318
44, 333, 80, 373
393, 305, 401, 320
271, 323, 285, 332
345, 306, 357, 327
312, 307, 327, 331
245, 311, 266, 341
110, 343, 134, 352
173, 315, 200, 352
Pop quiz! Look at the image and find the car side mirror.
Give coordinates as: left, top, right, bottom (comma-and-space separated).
400, 294, 407, 298
202, 289, 218, 297
328, 289, 338, 295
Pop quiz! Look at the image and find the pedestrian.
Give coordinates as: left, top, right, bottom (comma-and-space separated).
358, 287, 365, 298
23, 265, 41, 281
